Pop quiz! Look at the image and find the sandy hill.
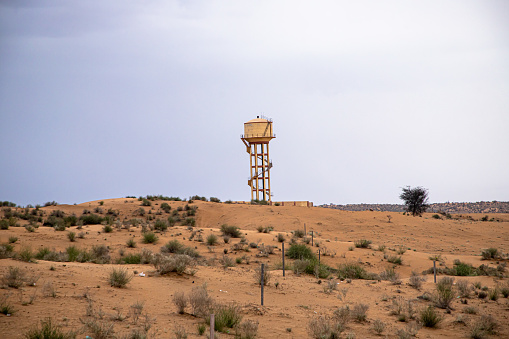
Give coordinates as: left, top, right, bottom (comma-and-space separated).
1, 198, 508, 338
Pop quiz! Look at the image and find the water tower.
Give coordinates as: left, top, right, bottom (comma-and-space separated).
241, 116, 275, 202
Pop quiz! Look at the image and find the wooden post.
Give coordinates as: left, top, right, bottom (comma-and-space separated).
210, 314, 215, 339
304, 223, 306, 235
433, 260, 436, 283
261, 263, 265, 306
282, 242, 285, 277
311, 231, 314, 247
318, 249, 321, 266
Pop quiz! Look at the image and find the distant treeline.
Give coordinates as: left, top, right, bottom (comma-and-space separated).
320, 201, 509, 214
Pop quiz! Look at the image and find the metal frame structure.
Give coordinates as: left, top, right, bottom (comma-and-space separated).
241, 116, 275, 202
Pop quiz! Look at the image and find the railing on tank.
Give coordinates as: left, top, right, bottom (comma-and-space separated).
240, 133, 276, 138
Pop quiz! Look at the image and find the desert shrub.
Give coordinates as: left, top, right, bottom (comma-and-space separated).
351, 303, 369, 322
81, 318, 115, 339
18, 246, 34, 262
0, 294, 15, 315
173, 291, 187, 314
379, 266, 400, 283
183, 217, 195, 226
236, 319, 258, 339
162, 240, 184, 253
90, 244, 110, 263
408, 271, 426, 289
308, 315, 345, 339
220, 224, 242, 238
488, 288, 499, 301
292, 259, 309, 275
323, 278, 338, 294
478, 290, 488, 299
293, 229, 305, 238
153, 253, 196, 275
101, 225, 112, 233
254, 265, 271, 285
214, 304, 242, 332
372, 319, 386, 335
287, 244, 315, 260
481, 248, 500, 260
432, 214, 441, 219
8, 236, 18, 243
122, 253, 141, 264
277, 233, 285, 242
2, 266, 25, 288
219, 255, 236, 268
197, 324, 206, 335
160, 202, 171, 213
500, 283, 509, 298
126, 238, 137, 248
337, 262, 372, 280
387, 256, 403, 265
420, 306, 442, 328
79, 213, 104, 225
206, 234, 218, 246
210, 197, 221, 203
354, 239, 371, 248
24, 317, 76, 339
0, 243, 14, 259
469, 315, 498, 338
311, 263, 331, 279
63, 215, 78, 226
142, 232, 158, 244
0, 219, 9, 230
66, 231, 76, 242
464, 306, 477, 314
188, 284, 213, 318
454, 260, 475, 276
223, 235, 231, 244
456, 279, 470, 298
109, 267, 132, 288
66, 246, 81, 262
154, 219, 168, 232
435, 277, 455, 308
141, 198, 151, 206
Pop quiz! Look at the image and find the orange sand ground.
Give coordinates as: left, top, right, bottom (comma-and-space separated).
1, 198, 508, 338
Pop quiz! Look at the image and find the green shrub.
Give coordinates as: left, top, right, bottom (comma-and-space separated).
154, 219, 168, 232
351, 303, 369, 322
481, 248, 499, 260
214, 304, 242, 333
277, 233, 285, 242
142, 232, 158, 244
387, 256, 403, 265
141, 199, 151, 206
354, 239, 372, 248
210, 197, 221, 203
24, 318, 76, 339
0, 219, 9, 230
160, 202, 171, 213
8, 236, 18, 243
435, 277, 455, 308
122, 253, 142, 264
79, 214, 104, 225
432, 214, 441, 219
109, 267, 133, 288
220, 224, 242, 238
67, 231, 76, 242
254, 265, 271, 285
420, 306, 442, 327
126, 238, 137, 248
183, 217, 196, 226
103, 225, 113, 233
18, 246, 34, 262
337, 262, 373, 280
206, 234, 218, 246
0, 243, 14, 259
287, 244, 315, 260
66, 246, 81, 262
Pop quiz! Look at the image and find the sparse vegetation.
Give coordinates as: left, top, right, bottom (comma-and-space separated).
435, 277, 455, 309
109, 267, 133, 288
220, 224, 242, 238
354, 239, 371, 248
24, 317, 76, 339
420, 305, 442, 328
142, 232, 158, 244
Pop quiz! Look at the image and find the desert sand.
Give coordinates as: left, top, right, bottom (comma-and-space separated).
1, 198, 508, 338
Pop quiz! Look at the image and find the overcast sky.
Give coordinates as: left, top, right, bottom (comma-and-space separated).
1, 1, 508, 206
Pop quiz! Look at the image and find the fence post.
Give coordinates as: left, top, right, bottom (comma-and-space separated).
318, 249, 321, 266
311, 231, 314, 247
210, 314, 215, 339
282, 242, 285, 277
261, 263, 265, 306
304, 223, 306, 235
433, 260, 436, 283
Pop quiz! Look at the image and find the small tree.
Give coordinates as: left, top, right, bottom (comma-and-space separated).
400, 186, 429, 216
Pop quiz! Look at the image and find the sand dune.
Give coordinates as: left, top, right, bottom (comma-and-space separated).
1, 198, 508, 338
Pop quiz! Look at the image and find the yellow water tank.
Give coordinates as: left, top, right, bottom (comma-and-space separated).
243, 117, 275, 143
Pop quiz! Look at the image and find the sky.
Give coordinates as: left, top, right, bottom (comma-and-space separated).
1, 1, 508, 207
